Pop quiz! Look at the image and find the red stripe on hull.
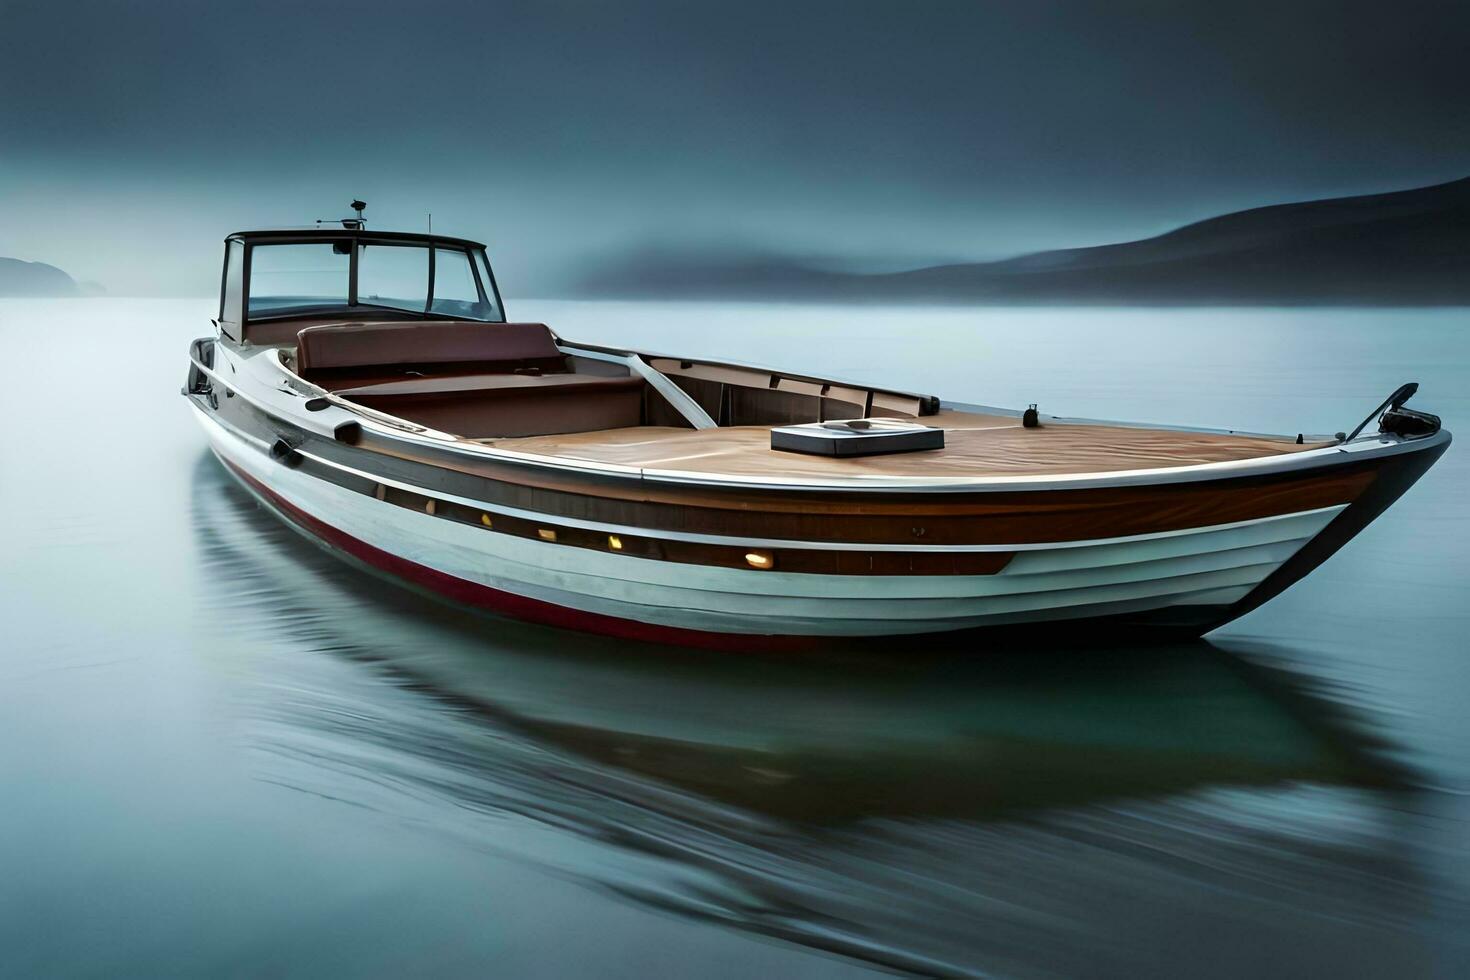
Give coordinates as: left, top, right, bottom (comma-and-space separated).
220, 457, 823, 652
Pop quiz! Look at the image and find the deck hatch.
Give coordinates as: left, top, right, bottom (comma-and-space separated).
772, 419, 945, 457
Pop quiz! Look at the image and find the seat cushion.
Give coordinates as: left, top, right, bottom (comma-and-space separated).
337, 372, 647, 438
296, 320, 566, 380
335, 372, 643, 399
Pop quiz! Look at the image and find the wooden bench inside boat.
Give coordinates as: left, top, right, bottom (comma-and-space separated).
294, 320, 645, 437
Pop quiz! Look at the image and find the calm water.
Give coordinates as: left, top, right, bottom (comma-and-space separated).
2, 298, 1468, 977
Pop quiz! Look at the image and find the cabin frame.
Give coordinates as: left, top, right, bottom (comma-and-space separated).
218, 229, 508, 343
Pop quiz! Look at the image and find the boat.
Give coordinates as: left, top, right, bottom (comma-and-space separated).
183, 209, 1450, 650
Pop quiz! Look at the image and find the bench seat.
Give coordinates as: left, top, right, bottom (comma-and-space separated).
296, 321, 646, 437
339, 372, 645, 437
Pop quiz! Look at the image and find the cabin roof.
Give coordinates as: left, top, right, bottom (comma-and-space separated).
227, 228, 488, 250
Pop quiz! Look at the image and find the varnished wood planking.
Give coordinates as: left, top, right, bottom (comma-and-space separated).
490, 416, 1324, 479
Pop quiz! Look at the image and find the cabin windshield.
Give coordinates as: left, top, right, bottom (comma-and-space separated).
242, 239, 503, 322
248, 243, 349, 316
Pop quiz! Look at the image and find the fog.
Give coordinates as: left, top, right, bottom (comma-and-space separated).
3, 0, 1468, 295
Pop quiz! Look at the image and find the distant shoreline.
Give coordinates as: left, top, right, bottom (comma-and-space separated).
0, 256, 106, 298
10, 171, 1469, 307
574, 176, 1470, 307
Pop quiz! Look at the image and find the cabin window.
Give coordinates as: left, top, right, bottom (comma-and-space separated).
247, 243, 349, 316
357, 243, 429, 314
431, 247, 491, 318
237, 236, 503, 324
220, 239, 244, 326
473, 250, 503, 320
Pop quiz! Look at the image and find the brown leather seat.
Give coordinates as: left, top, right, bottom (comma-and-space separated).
296, 320, 569, 387
295, 320, 645, 437
338, 372, 645, 437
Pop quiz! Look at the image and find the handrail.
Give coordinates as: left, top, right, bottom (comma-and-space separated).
184, 341, 414, 441
1344, 382, 1418, 443
560, 344, 718, 430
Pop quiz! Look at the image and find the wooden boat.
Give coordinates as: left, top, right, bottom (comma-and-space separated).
184, 219, 1450, 650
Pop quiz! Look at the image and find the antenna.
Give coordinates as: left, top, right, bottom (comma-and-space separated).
315, 199, 367, 231
428, 211, 432, 234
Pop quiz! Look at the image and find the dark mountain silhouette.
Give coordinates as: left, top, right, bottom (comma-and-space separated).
0, 257, 81, 297
579, 176, 1470, 304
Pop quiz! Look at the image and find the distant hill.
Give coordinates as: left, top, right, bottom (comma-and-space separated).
0, 257, 81, 297
579, 176, 1470, 304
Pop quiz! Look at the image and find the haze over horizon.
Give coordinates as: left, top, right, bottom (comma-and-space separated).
3, 0, 1468, 296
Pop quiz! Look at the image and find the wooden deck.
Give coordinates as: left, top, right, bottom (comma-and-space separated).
488, 410, 1327, 479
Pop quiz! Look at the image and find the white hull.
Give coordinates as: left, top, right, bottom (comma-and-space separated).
197, 407, 1342, 638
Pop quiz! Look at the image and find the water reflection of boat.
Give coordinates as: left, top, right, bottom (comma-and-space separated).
194, 456, 1421, 975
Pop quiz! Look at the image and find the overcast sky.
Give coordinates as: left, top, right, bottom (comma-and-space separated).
2, 0, 1467, 294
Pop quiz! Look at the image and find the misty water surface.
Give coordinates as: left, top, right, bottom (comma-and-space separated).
1, 299, 1467, 977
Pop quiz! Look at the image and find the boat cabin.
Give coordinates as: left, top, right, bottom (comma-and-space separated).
218, 229, 507, 345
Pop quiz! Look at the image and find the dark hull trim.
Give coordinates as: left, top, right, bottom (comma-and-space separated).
290, 448, 1017, 576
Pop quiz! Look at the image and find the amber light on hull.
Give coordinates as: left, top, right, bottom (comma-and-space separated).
745, 550, 775, 570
